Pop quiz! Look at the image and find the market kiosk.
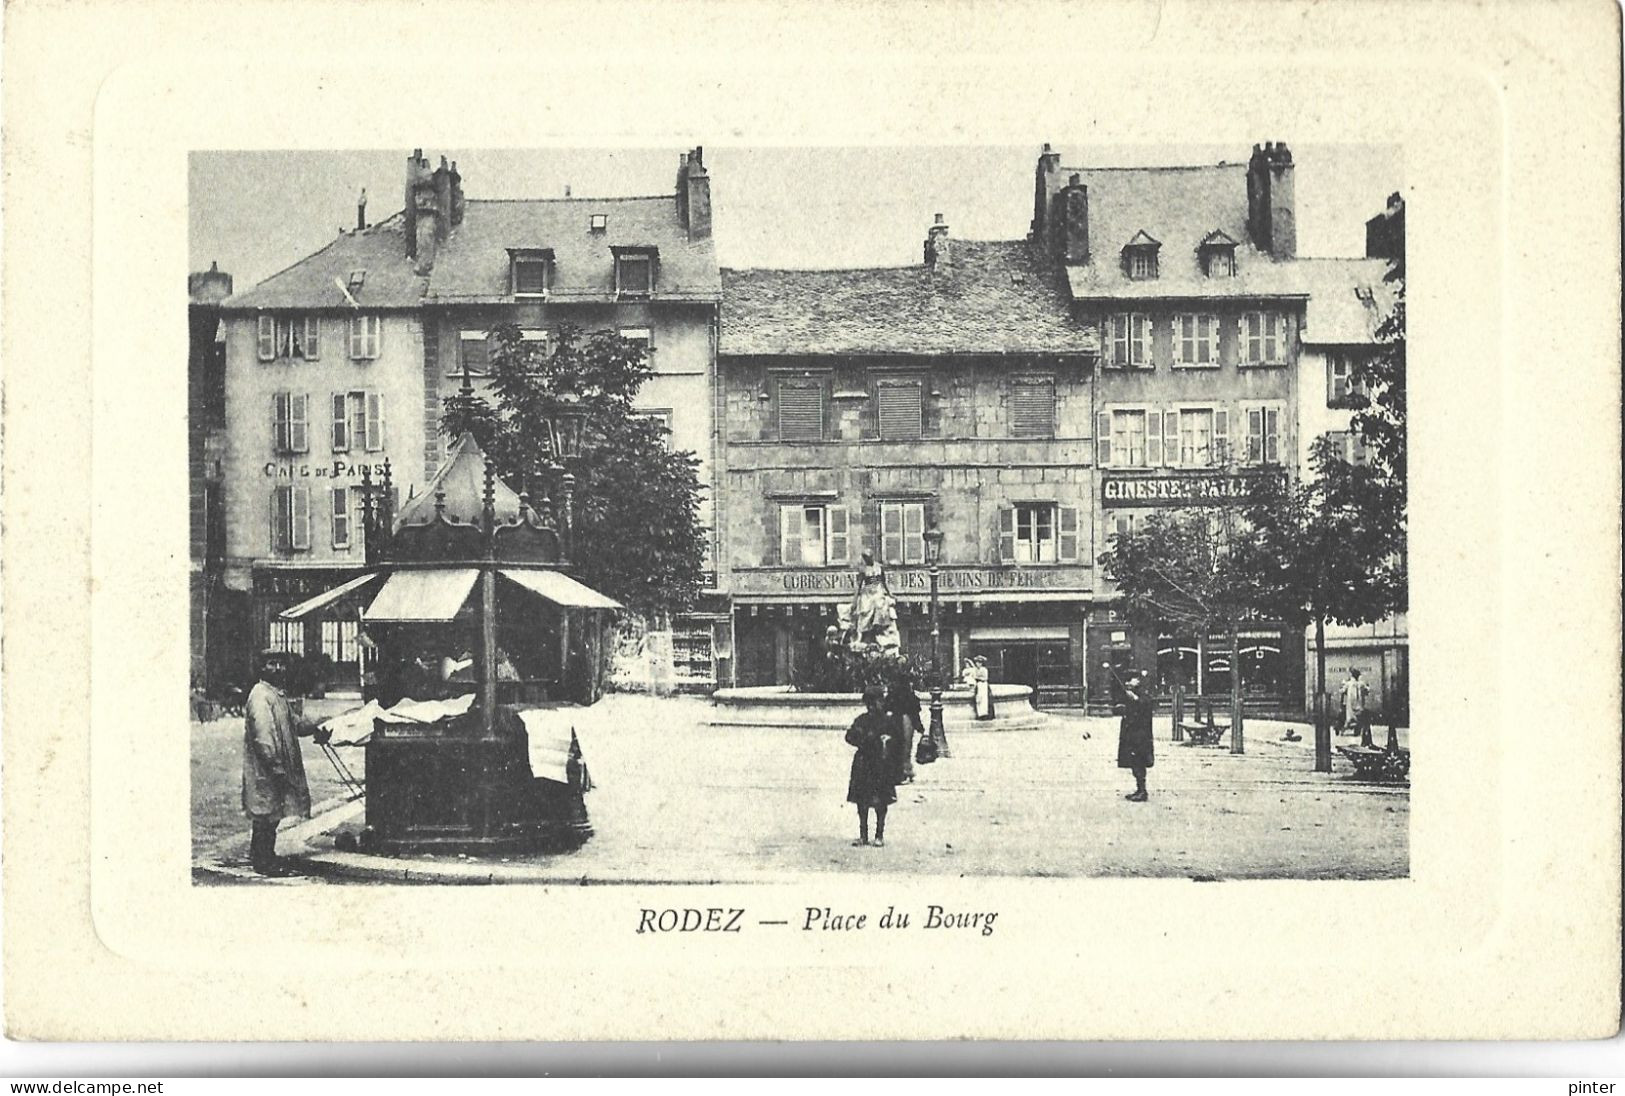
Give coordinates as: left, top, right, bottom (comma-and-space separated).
280, 432, 620, 854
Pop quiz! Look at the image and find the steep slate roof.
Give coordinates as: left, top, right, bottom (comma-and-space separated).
425, 197, 719, 303
222, 213, 428, 311
1051, 162, 1305, 301
719, 240, 1095, 357
1295, 257, 1398, 345
223, 196, 719, 311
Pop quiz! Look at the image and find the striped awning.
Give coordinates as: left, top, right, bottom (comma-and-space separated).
278, 572, 381, 620
500, 568, 623, 611
363, 568, 479, 622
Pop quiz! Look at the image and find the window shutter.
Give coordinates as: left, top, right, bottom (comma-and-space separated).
880, 503, 903, 564
1266, 314, 1281, 362
331, 486, 349, 548
349, 317, 363, 359
1244, 313, 1259, 363
1177, 315, 1192, 363
903, 503, 925, 565
1132, 314, 1148, 366
371, 316, 382, 358
1096, 412, 1112, 466
1011, 381, 1055, 437
1146, 410, 1163, 466
304, 317, 320, 360
1213, 409, 1230, 465
828, 507, 849, 564
777, 379, 824, 440
1266, 407, 1280, 464
780, 505, 802, 564
877, 381, 923, 439
1163, 410, 1180, 467
1058, 506, 1079, 562
291, 485, 310, 550
1201, 314, 1216, 363
257, 316, 277, 361
331, 393, 349, 451
1111, 315, 1127, 365
289, 393, 309, 453
365, 392, 384, 451
998, 506, 1016, 563
271, 486, 289, 552
272, 392, 289, 452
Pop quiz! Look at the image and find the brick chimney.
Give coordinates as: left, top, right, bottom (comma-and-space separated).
449, 160, 465, 228
1031, 142, 1062, 239
1246, 141, 1296, 259
357, 188, 368, 231
1057, 172, 1090, 263
676, 146, 711, 240
1365, 191, 1404, 262
925, 212, 951, 270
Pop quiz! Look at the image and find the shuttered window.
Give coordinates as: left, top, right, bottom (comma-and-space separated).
270, 484, 311, 553
272, 392, 308, 454
331, 486, 353, 549
1109, 313, 1151, 368
257, 316, 277, 361
1111, 410, 1147, 467
1011, 380, 1055, 437
1096, 412, 1112, 466
513, 258, 549, 296
330, 391, 383, 452
880, 502, 926, 565
349, 315, 381, 360
777, 379, 825, 441
876, 379, 923, 439
779, 503, 848, 565
1011, 503, 1058, 563
1245, 404, 1283, 464
1242, 312, 1284, 365
365, 392, 385, 451
1176, 313, 1218, 366
1179, 409, 1214, 466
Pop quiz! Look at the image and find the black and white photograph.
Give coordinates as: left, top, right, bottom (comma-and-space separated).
188, 142, 1412, 884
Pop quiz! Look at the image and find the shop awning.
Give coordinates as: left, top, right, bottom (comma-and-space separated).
278, 572, 382, 620
363, 568, 480, 622
500, 569, 623, 611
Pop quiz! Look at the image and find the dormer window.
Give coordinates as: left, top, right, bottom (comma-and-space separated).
1122, 230, 1161, 280
614, 247, 656, 297
508, 248, 554, 298
1198, 230, 1239, 278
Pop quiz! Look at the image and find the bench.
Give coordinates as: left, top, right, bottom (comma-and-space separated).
1179, 720, 1229, 747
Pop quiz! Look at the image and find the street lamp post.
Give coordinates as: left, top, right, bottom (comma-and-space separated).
923, 523, 950, 759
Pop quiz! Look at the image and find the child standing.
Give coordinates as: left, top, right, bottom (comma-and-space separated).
845, 685, 899, 846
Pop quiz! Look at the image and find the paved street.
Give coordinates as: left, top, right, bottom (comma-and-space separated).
193, 694, 1408, 882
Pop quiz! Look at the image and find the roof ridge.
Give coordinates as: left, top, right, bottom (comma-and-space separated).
465, 194, 674, 205
1059, 161, 1244, 174
722, 263, 922, 275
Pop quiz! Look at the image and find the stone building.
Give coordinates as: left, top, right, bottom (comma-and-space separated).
1032, 142, 1311, 711
188, 262, 233, 692
718, 215, 1099, 702
215, 149, 720, 690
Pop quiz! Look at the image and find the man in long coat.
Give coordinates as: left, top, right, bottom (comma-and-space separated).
1116, 669, 1155, 802
243, 649, 326, 876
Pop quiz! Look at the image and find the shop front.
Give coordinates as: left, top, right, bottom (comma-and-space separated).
251, 566, 373, 695
730, 564, 1092, 707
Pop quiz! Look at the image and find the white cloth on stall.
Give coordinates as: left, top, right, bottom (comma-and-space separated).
319, 693, 477, 746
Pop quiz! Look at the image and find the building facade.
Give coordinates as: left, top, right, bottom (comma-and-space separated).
1035, 143, 1312, 711
719, 218, 1100, 704
188, 263, 233, 692
215, 149, 721, 690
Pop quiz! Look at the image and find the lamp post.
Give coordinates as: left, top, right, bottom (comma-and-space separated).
923, 523, 949, 759
544, 379, 587, 562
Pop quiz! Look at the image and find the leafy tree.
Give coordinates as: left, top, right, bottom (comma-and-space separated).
442, 322, 708, 619
1236, 438, 1405, 768
1350, 255, 1407, 613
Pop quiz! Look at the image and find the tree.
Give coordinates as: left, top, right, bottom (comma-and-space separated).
1350, 255, 1407, 613
1099, 498, 1267, 753
1236, 438, 1405, 770
442, 322, 708, 620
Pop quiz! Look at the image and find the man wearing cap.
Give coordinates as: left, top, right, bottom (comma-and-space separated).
1116, 668, 1156, 802
243, 649, 328, 876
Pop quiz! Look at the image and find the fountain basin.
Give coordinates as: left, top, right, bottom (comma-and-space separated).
706, 684, 1046, 730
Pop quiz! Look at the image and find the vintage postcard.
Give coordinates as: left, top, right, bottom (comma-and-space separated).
2, 0, 1619, 1044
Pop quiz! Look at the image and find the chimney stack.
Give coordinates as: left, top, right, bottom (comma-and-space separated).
677, 146, 711, 240
1365, 191, 1405, 262
188, 261, 234, 304
450, 161, 464, 227
356, 188, 368, 231
1246, 141, 1296, 259
1056, 172, 1090, 263
405, 149, 459, 273
1032, 142, 1062, 238
925, 212, 951, 270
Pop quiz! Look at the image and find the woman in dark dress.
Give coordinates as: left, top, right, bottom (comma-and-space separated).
884, 676, 923, 784
845, 685, 899, 846
1116, 669, 1156, 802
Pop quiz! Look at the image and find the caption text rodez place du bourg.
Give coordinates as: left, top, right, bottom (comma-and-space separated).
636, 905, 998, 937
